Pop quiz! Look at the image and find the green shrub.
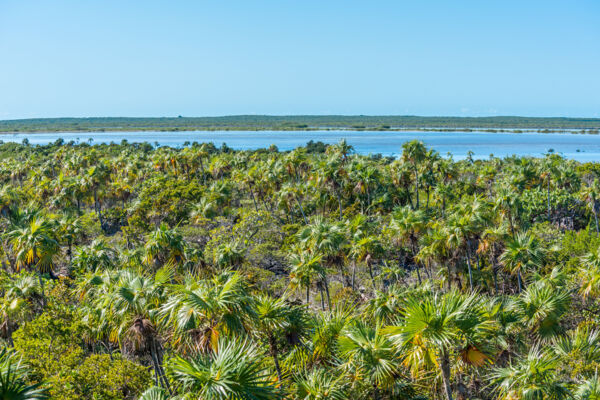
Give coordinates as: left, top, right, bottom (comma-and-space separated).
13, 304, 151, 400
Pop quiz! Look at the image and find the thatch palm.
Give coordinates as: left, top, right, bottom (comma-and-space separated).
401, 140, 427, 209
494, 184, 521, 237
72, 238, 115, 273
6, 217, 58, 275
6, 217, 59, 307
511, 281, 570, 341
491, 346, 569, 400
338, 322, 397, 400
289, 251, 326, 308
553, 326, 600, 375
167, 337, 280, 400
293, 368, 347, 400
160, 271, 254, 354
349, 235, 383, 289
56, 215, 83, 265
389, 206, 426, 284
137, 386, 168, 400
86, 268, 171, 391
581, 178, 600, 235
385, 291, 495, 400
253, 295, 292, 381
579, 247, 600, 300
500, 232, 544, 292
575, 375, 600, 400
0, 348, 48, 399
144, 223, 186, 269
0, 274, 41, 346
213, 241, 245, 269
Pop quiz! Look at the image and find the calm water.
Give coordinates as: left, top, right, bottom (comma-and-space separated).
1, 130, 599, 161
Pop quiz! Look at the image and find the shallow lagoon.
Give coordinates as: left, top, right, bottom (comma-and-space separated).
1, 130, 599, 161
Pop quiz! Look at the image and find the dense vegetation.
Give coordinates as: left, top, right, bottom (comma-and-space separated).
2, 138, 600, 399
1, 115, 600, 133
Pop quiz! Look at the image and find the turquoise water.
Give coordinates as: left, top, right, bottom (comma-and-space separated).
1, 130, 599, 161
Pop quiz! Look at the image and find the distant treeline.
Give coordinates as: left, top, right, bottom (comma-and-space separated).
1, 115, 600, 133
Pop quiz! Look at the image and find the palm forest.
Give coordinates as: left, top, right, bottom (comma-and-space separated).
2, 137, 600, 400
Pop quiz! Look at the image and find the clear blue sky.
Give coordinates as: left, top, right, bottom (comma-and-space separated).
0, 0, 598, 119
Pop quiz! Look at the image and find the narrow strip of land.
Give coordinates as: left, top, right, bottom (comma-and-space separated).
1, 115, 599, 133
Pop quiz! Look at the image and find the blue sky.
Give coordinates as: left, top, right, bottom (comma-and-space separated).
0, 0, 598, 119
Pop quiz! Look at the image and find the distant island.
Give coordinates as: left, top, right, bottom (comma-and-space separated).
1, 115, 600, 133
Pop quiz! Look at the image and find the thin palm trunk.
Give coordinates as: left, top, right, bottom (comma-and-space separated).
268, 335, 283, 382
306, 282, 310, 307
336, 190, 343, 220
295, 195, 308, 225
440, 352, 453, 400
442, 195, 446, 217
465, 246, 473, 290
547, 178, 551, 222
414, 168, 420, 209
415, 262, 422, 285
493, 263, 499, 294
38, 275, 46, 309
319, 287, 325, 310
6, 319, 13, 347
324, 279, 331, 310
351, 259, 357, 290
199, 159, 206, 185
150, 339, 172, 394
248, 186, 259, 212
411, 241, 422, 285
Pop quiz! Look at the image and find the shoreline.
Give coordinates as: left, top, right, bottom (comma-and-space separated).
1, 127, 599, 135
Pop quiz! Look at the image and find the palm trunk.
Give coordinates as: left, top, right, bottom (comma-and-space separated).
306, 282, 310, 307
547, 178, 551, 222
199, 159, 206, 185
440, 352, 453, 400
6, 319, 13, 347
269, 335, 283, 381
324, 279, 331, 310
517, 271, 523, 293
465, 247, 473, 290
442, 194, 446, 218
248, 186, 259, 212
295, 195, 308, 225
493, 264, 499, 294
412, 241, 422, 285
38, 275, 46, 309
351, 260, 357, 290
336, 190, 343, 220
319, 287, 325, 310
415, 171, 420, 209
150, 340, 172, 394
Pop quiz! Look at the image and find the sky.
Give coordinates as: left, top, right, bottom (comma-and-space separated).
0, 0, 599, 119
